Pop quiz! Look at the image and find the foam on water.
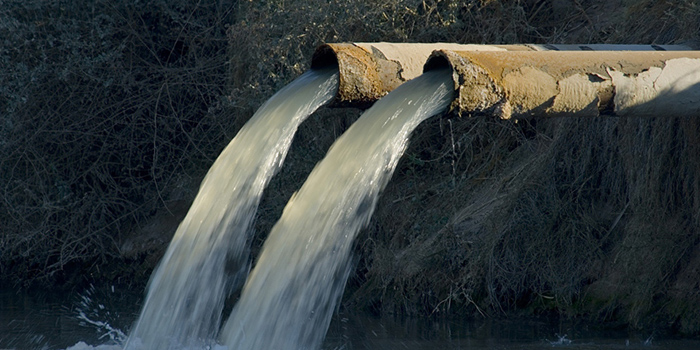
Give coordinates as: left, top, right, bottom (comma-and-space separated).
219, 68, 454, 350
122, 67, 339, 350
65, 342, 123, 350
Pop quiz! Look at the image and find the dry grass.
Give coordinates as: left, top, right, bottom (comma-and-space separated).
331, 0, 700, 332
349, 112, 700, 333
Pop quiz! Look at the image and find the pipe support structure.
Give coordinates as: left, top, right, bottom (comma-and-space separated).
424, 50, 700, 119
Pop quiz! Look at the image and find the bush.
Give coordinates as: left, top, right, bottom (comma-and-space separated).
0, 0, 237, 285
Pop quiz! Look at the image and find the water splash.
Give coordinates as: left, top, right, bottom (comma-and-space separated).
550, 334, 572, 346
74, 285, 128, 344
76, 310, 127, 344
65, 342, 122, 350
219, 68, 454, 350
124, 67, 339, 350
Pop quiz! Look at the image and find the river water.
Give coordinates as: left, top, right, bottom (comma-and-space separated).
2, 286, 700, 350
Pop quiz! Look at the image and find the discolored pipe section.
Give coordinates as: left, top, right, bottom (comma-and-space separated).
311, 43, 533, 107
424, 50, 700, 119
526, 44, 693, 51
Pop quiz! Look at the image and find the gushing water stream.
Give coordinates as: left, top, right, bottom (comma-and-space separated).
124, 67, 339, 350
219, 68, 454, 350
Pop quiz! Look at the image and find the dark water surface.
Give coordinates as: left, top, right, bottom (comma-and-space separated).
0, 286, 139, 349
2, 286, 699, 350
324, 313, 700, 350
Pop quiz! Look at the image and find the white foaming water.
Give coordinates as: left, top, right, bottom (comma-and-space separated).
219, 68, 454, 350
122, 67, 339, 350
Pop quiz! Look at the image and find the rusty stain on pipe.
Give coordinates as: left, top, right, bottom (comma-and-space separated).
423, 50, 700, 119
311, 43, 533, 107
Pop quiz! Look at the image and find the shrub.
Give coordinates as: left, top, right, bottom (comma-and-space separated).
0, 0, 237, 285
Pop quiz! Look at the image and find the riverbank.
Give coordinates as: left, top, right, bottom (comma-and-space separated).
2, 0, 699, 335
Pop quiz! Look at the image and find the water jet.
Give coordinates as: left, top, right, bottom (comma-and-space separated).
126, 42, 700, 350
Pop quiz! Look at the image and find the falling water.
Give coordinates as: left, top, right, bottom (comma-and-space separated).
219, 68, 454, 350
124, 67, 339, 350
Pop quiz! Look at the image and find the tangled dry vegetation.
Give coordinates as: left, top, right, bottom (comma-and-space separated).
340, 0, 700, 334
1, 0, 699, 333
1, 0, 239, 285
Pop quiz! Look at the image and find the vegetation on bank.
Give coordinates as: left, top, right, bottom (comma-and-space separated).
1, 0, 238, 285
1, 0, 699, 334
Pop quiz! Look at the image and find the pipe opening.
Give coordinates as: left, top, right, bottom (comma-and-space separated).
423, 54, 452, 72
310, 44, 339, 70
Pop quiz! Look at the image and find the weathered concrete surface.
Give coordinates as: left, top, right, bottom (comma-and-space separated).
311, 43, 699, 110
311, 43, 530, 107
609, 57, 700, 117
424, 50, 700, 119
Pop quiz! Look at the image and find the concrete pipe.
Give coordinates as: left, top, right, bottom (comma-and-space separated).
423, 50, 700, 119
311, 43, 533, 107
310, 43, 695, 108
526, 44, 693, 51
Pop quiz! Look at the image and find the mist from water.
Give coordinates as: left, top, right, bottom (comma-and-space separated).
124, 67, 339, 350
219, 68, 454, 350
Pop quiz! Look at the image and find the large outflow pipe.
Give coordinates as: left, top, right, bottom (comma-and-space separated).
423, 50, 700, 119
311, 43, 694, 108
311, 43, 533, 107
